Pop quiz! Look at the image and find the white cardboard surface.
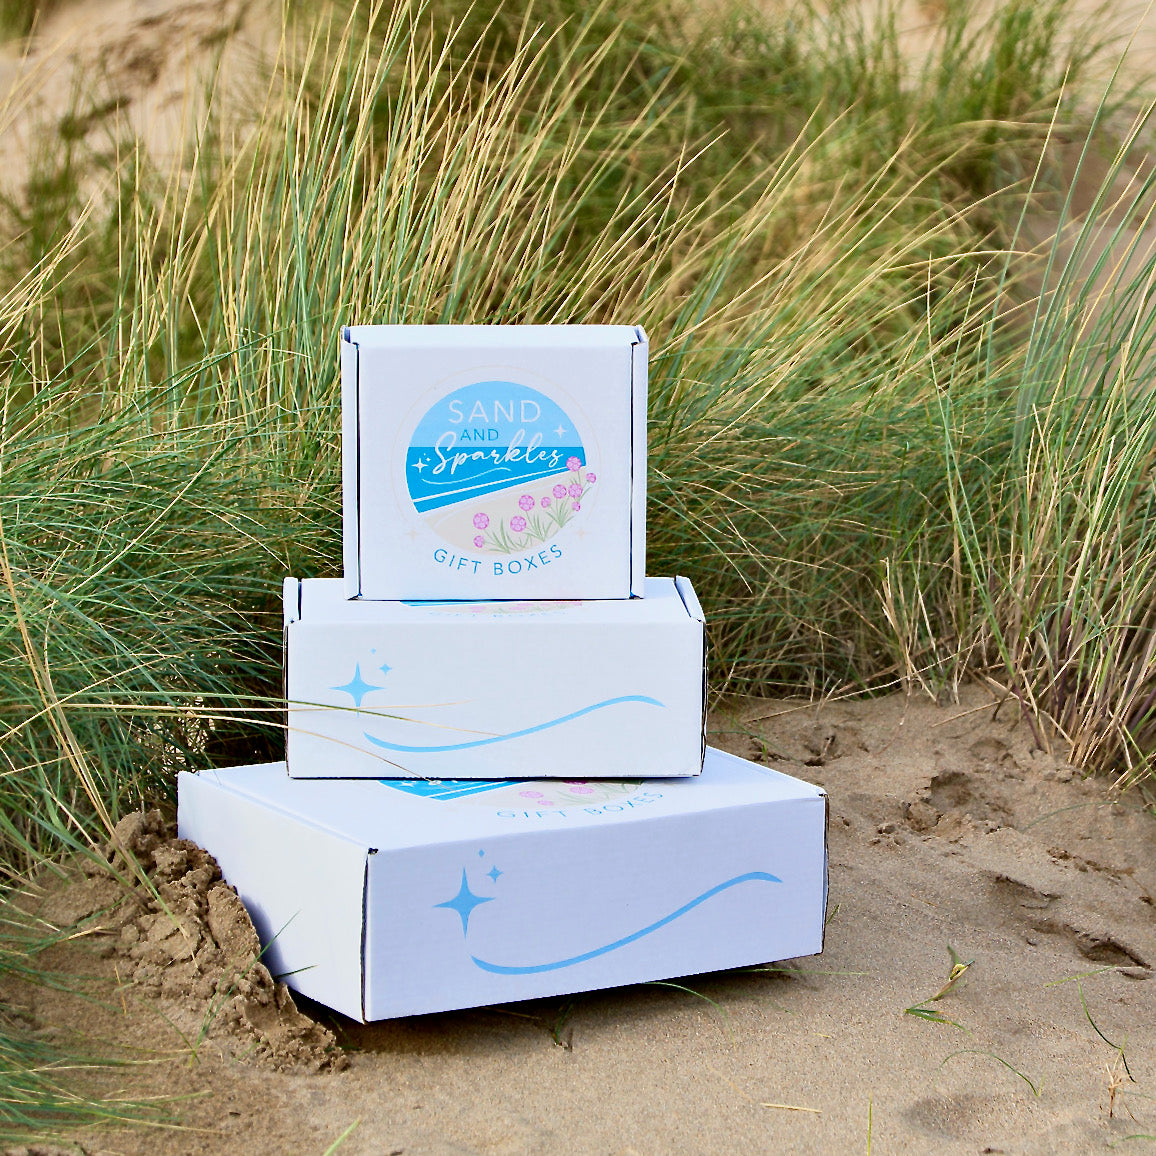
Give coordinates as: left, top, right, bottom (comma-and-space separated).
284, 576, 705, 779
177, 747, 828, 1021
177, 770, 369, 1017
341, 325, 646, 600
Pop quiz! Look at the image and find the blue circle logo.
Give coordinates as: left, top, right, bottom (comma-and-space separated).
406, 381, 595, 556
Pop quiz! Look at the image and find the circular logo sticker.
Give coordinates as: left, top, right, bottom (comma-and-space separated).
400, 600, 581, 616
405, 381, 596, 556
380, 778, 644, 808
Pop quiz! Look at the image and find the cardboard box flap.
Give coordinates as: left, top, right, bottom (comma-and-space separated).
195, 749, 821, 850
343, 325, 644, 351
341, 335, 362, 598
282, 577, 301, 625
629, 331, 647, 595
673, 575, 705, 622
298, 575, 693, 625
177, 767, 370, 1021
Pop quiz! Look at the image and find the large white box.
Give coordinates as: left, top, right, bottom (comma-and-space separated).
342, 325, 647, 601
284, 576, 705, 780
177, 749, 828, 1021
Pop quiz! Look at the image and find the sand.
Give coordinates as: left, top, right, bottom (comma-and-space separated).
0, 0, 277, 200
2, 685, 1154, 1154
3, 3, 1156, 1153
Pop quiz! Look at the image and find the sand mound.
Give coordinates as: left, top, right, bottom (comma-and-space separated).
719, 690, 1156, 979
37, 809, 346, 1075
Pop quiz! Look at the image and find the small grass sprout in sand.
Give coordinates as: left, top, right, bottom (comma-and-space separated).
914, 960, 1042, 1099
1104, 1052, 1137, 1123
1046, 966, 1153, 1123
548, 999, 577, 1050
647, 980, 735, 1043
322, 1118, 362, 1154
709, 1068, 821, 1117
904, 944, 974, 1029
937, 1050, 1043, 1097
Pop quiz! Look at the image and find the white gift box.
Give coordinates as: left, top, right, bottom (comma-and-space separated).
341, 325, 646, 601
177, 748, 828, 1021
283, 576, 705, 780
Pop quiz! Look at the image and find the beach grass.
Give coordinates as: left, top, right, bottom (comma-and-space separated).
1, 0, 1151, 846
1, 0, 1155, 1131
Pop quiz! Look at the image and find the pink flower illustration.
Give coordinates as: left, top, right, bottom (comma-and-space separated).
518, 494, 535, 511
572, 502, 581, 511
519, 790, 543, 799
568, 483, 582, 499
553, 484, 568, 499
540, 496, 551, 508
473, 535, 485, 549
510, 515, 527, 532
566, 456, 581, 471
586, 471, 597, 483
473, 512, 490, 530
572, 785, 594, 795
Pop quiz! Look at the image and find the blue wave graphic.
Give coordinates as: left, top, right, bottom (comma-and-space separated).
470, 872, 783, 975
363, 695, 664, 754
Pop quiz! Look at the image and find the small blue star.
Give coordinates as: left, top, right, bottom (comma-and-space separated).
330, 664, 384, 707
435, 869, 494, 936
379, 661, 392, 677
487, 866, 503, 883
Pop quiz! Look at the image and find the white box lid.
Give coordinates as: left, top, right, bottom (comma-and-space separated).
190, 747, 824, 852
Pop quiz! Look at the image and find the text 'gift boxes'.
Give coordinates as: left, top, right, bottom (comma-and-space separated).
284, 576, 706, 780
177, 748, 829, 1021
342, 325, 646, 601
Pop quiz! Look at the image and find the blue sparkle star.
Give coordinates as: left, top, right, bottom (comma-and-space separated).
434, 869, 495, 936
330, 663, 384, 708
379, 661, 392, 677
487, 866, 503, 883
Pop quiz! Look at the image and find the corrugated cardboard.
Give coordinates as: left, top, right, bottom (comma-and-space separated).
342, 325, 646, 600
177, 747, 828, 1021
284, 576, 706, 780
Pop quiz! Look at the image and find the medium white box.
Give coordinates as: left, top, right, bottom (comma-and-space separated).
342, 325, 647, 601
177, 749, 828, 1021
284, 576, 705, 780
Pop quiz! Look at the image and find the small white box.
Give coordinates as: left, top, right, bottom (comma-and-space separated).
283, 576, 705, 779
342, 325, 647, 601
177, 749, 828, 1021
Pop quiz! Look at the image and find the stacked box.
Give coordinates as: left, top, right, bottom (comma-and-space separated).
341, 325, 647, 601
177, 324, 827, 1021
178, 749, 828, 1021
283, 576, 705, 780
